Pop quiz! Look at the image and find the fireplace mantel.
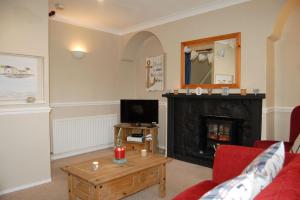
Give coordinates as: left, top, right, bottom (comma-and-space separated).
162, 93, 265, 100
162, 93, 265, 167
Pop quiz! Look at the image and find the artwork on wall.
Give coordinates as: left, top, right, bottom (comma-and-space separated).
0, 52, 44, 104
145, 54, 164, 91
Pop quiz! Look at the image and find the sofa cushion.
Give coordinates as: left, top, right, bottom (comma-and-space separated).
200, 173, 254, 200
243, 142, 285, 198
254, 155, 300, 200
172, 180, 218, 200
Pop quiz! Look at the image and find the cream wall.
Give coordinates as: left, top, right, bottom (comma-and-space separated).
49, 20, 121, 121
49, 20, 120, 103
122, 0, 284, 94
0, 0, 50, 194
135, 36, 165, 100
135, 35, 166, 148
121, 0, 285, 140
275, 10, 300, 107
274, 7, 300, 141
49, 21, 122, 154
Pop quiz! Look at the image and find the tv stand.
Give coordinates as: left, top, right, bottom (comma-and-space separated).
114, 123, 159, 153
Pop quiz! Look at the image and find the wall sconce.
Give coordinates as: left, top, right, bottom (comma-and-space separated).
71, 50, 86, 59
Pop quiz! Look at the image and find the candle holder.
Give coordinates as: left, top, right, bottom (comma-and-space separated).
141, 149, 147, 157
91, 161, 99, 171
113, 128, 127, 164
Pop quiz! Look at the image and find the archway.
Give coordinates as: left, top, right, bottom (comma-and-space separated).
118, 31, 166, 148
119, 31, 165, 100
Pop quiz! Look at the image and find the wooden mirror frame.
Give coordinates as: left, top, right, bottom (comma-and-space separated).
181, 32, 241, 89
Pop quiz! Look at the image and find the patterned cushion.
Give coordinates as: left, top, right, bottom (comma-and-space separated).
199, 173, 254, 200
291, 133, 300, 153
243, 141, 285, 198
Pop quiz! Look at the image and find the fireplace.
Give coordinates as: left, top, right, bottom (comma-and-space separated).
162, 93, 265, 167
200, 115, 243, 158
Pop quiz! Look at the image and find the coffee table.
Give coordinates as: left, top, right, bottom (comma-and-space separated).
62, 152, 169, 200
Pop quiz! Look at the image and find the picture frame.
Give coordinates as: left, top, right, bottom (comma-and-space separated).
0, 52, 44, 105
145, 54, 164, 91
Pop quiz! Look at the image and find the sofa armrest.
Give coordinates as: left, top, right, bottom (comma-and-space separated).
254, 140, 293, 152
212, 145, 264, 184
212, 145, 297, 184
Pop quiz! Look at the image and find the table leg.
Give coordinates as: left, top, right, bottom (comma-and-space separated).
68, 174, 75, 200
159, 163, 166, 197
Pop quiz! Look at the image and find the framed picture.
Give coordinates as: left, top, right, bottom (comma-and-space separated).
0, 52, 44, 104
145, 54, 164, 91
215, 74, 233, 84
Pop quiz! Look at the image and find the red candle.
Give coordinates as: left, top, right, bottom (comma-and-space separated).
114, 147, 125, 160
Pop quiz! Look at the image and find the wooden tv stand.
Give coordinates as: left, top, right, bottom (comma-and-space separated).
114, 123, 158, 153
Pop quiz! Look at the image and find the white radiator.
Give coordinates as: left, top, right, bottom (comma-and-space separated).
52, 114, 118, 158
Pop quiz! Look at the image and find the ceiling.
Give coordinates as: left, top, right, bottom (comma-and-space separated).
49, 0, 250, 35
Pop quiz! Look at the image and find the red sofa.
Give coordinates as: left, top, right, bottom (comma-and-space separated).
173, 145, 300, 200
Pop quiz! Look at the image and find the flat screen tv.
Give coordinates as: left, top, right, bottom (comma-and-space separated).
120, 99, 158, 125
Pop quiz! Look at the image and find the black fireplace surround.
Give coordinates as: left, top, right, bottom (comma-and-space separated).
162, 93, 265, 167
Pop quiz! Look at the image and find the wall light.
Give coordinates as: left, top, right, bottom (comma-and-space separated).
71, 50, 86, 59
70, 44, 88, 59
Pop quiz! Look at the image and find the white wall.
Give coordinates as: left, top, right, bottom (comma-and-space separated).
274, 7, 300, 141
0, 0, 50, 194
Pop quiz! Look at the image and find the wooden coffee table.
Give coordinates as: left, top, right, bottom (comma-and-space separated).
62, 152, 169, 200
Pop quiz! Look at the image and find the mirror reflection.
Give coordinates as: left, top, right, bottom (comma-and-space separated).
181, 32, 240, 88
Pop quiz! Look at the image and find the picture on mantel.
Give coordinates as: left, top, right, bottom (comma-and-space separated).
145, 55, 164, 91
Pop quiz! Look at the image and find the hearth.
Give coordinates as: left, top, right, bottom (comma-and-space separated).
162, 93, 265, 167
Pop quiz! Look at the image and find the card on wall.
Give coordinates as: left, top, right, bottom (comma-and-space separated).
145, 54, 164, 91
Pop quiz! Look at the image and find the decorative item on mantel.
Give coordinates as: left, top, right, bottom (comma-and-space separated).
113, 128, 127, 164
221, 87, 230, 96
186, 87, 192, 95
166, 89, 172, 94
195, 87, 203, 95
207, 88, 213, 95
253, 88, 259, 95
173, 89, 179, 95
240, 89, 247, 96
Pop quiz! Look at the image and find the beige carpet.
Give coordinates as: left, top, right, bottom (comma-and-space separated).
0, 149, 212, 200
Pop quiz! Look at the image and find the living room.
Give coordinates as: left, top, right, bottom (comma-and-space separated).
0, 0, 300, 199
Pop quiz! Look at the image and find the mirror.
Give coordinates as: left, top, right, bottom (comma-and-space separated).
181, 32, 240, 89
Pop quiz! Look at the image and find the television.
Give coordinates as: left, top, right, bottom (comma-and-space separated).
120, 99, 158, 125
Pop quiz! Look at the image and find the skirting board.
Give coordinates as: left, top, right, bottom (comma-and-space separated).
51, 144, 114, 160
52, 144, 166, 160
0, 178, 52, 196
